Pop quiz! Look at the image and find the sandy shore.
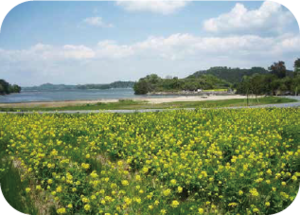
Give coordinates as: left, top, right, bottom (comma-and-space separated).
0, 95, 249, 108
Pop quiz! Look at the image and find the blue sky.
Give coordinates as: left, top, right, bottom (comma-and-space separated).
0, 1, 299, 86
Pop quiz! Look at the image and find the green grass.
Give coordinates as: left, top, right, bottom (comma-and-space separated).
0, 97, 297, 112
0, 142, 38, 215
203, 89, 228, 92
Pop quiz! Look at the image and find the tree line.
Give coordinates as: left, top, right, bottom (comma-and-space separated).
189, 66, 270, 84
134, 59, 300, 95
237, 59, 300, 96
0, 79, 21, 95
134, 74, 231, 95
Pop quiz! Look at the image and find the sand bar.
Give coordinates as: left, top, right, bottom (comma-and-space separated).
0, 95, 250, 108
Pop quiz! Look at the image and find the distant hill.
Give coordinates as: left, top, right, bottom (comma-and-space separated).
77, 81, 135, 90
189, 67, 294, 84
188, 67, 269, 84
22, 83, 77, 91
22, 81, 135, 91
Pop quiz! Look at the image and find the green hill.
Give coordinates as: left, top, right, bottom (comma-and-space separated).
189, 67, 269, 84
23, 81, 135, 91
189, 67, 294, 84
133, 74, 231, 95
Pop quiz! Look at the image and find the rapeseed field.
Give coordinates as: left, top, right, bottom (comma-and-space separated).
0, 108, 299, 215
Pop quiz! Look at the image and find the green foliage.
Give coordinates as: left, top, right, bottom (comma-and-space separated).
294, 58, 300, 75
0, 159, 38, 214
0, 139, 37, 215
189, 67, 269, 84
0, 79, 21, 95
133, 79, 150, 94
133, 74, 231, 94
269, 61, 287, 79
237, 60, 300, 96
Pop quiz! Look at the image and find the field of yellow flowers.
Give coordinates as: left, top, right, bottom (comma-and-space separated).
0, 108, 300, 215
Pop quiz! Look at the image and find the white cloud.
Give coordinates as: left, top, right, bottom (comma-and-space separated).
63, 45, 96, 60
274, 35, 300, 53
203, 1, 294, 35
1, 34, 299, 62
1, 33, 299, 85
0, 44, 96, 63
82, 17, 113, 28
96, 40, 135, 58
116, 0, 189, 15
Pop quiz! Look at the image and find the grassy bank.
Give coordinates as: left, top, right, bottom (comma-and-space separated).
0, 96, 297, 112
0, 142, 38, 214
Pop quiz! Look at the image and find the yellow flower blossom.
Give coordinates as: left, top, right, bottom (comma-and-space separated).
163, 189, 171, 196
171, 200, 179, 208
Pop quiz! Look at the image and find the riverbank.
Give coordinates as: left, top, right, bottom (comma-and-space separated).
0, 96, 297, 112
0, 94, 249, 108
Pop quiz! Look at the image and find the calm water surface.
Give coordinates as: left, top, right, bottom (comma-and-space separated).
0, 88, 176, 103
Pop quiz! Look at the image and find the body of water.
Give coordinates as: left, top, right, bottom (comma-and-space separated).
0, 88, 176, 103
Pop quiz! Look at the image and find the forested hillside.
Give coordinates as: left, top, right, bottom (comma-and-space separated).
189, 67, 270, 84
134, 74, 231, 95
134, 60, 300, 95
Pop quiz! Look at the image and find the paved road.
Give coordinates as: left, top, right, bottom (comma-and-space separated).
1, 96, 299, 114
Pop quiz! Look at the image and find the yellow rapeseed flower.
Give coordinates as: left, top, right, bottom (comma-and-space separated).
171, 200, 179, 208
163, 189, 171, 196
198, 208, 204, 214
57, 208, 66, 214
84, 204, 91, 211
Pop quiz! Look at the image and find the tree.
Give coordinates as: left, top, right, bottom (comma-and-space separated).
236, 76, 252, 105
0, 84, 4, 95
249, 74, 265, 99
133, 79, 150, 95
269, 61, 287, 79
0, 79, 10, 94
292, 75, 300, 95
144, 74, 161, 85
294, 58, 300, 76
270, 79, 281, 95
10, 84, 22, 93
261, 74, 277, 95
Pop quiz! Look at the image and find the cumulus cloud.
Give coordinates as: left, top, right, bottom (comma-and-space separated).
96, 40, 135, 58
1, 33, 299, 85
82, 17, 113, 28
1, 34, 300, 62
62, 45, 96, 60
116, 0, 189, 15
203, 1, 294, 35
